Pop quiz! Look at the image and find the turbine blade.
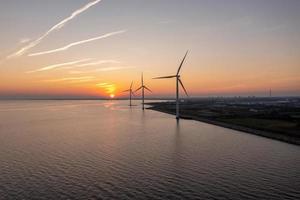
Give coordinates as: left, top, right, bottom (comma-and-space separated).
134, 86, 142, 92
131, 90, 136, 97
177, 50, 189, 75
178, 78, 188, 97
141, 73, 144, 86
144, 86, 152, 93
153, 75, 177, 79
130, 81, 133, 89
123, 89, 130, 92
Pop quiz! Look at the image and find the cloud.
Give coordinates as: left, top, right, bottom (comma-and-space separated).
27, 58, 91, 73
68, 66, 134, 74
43, 76, 96, 83
96, 82, 109, 87
7, 0, 102, 59
97, 82, 116, 93
95, 66, 134, 72
158, 20, 175, 24
19, 38, 31, 44
68, 70, 87, 74
76, 60, 121, 67
28, 30, 127, 56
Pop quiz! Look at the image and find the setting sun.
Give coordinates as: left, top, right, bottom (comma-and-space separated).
110, 94, 115, 98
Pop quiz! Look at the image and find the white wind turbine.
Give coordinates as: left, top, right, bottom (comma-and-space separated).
153, 51, 189, 119
135, 73, 152, 110
123, 81, 135, 106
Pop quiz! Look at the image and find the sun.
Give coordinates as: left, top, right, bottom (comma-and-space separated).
110, 94, 115, 98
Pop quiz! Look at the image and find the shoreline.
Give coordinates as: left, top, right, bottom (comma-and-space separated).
148, 107, 300, 146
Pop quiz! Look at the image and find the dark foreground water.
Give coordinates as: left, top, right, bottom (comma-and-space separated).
0, 100, 299, 200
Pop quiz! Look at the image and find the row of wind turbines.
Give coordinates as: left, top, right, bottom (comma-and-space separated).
123, 51, 189, 120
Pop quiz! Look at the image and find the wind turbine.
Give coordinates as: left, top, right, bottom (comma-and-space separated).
135, 73, 152, 110
153, 51, 189, 119
123, 81, 135, 106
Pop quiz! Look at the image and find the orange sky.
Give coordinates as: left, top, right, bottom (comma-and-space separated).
0, 0, 299, 98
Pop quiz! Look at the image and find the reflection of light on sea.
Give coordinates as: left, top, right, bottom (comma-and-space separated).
102, 101, 129, 111
103, 102, 116, 108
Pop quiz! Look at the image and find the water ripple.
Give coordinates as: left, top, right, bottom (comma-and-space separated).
0, 100, 299, 200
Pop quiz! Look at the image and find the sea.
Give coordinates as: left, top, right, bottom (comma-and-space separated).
0, 100, 299, 199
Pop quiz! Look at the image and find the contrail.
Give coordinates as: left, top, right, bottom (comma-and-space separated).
27, 58, 91, 73
29, 30, 127, 56
7, 0, 102, 59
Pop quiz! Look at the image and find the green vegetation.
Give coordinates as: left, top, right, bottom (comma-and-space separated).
147, 97, 300, 145
219, 118, 299, 138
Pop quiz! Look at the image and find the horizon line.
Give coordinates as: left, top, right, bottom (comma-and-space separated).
0, 95, 299, 101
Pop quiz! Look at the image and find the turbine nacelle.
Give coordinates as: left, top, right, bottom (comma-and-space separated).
135, 73, 152, 110
123, 81, 135, 106
152, 50, 189, 119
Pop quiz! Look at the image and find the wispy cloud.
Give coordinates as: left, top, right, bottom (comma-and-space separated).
68, 66, 134, 74
43, 76, 96, 83
27, 58, 91, 73
28, 30, 127, 57
95, 66, 134, 72
97, 82, 116, 93
76, 60, 121, 67
158, 20, 175, 24
68, 70, 87, 74
96, 82, 109, 87
19, 38, 31, 44
7, 0, 102, 59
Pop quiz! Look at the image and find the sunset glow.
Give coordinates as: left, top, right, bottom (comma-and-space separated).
0, 0, 299, 99
0, 1, 299, 199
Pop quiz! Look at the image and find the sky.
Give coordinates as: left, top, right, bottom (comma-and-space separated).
0, 0, 299, 99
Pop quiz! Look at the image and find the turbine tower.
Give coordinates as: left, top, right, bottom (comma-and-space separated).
135, 73, 152, 110
123, 81, 135, 106
153, 51, 189, 119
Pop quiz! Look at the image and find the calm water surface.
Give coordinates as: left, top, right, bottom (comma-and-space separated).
0, 100, 299, 199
